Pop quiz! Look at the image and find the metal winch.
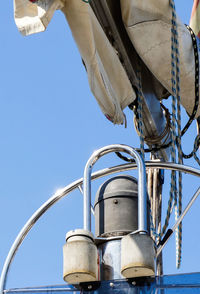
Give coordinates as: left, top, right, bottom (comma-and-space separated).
94, 175, 150, 237
94, 175, 152, 280
63, 145, 155, 284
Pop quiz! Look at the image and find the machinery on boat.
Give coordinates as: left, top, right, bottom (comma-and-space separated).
1, 144, 200, 293
2, 0, 200, 293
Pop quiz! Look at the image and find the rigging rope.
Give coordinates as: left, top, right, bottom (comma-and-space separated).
149, 0, 183, 268
172, 0, 183, 269
181, 26, 199, 138
165, 0, 182, 269
136, 70, 145, 160
161, 3, 200, 269
112, 0, 200, 269
182, 26, 200, 163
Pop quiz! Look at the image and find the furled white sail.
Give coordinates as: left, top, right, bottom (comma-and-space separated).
14, 0, 136, 125
14, 0, 200, 123
120, 0, 200, 118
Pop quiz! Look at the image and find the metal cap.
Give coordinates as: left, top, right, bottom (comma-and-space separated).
94, 175, 141, 237
94, 175, 138, 207
65, 229, 95, 242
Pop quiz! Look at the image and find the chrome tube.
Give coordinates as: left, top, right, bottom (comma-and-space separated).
78, 185, 95, 216
1, 161, 200, 294
83, 144, 147, 232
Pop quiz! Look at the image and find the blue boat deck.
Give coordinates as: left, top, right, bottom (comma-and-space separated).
5, 273, 200, 294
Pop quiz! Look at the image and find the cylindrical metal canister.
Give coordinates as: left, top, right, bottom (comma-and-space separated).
121, 233, 155, 278
98, 239, 123, 281
63, 229, 98, 284
94, 175, 149, 237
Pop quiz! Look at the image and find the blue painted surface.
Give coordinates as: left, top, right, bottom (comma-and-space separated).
6, 273, 200, 294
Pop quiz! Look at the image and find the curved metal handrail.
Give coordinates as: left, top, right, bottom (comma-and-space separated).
1, 161, 200, 294
83, 144, 147, 232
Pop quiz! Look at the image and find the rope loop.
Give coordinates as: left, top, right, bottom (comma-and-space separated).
135, 70, 145, 160
165, 0, 183, 269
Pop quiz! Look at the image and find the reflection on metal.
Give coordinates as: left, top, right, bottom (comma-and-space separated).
83, 145, 147, 233
1, 161, 200, 294
98, 240, 123, 280
78, 185, 95, 216
83, 145, 148, 281
157, 185, 200, 257
147, 165, 163, 275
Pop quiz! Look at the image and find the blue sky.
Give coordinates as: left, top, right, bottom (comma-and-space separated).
1, 0, 200, 289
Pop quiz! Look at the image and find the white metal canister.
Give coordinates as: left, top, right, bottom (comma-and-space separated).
121, 233, 155, 278
63, 229, 98, 284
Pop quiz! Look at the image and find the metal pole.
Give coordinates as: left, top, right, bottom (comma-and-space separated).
156, 170, 163, 276
157, 186, 200, 257
153, 169, 158, 232
83, 144, 147, 232
78, 185, 95, 216
1, 161, 200, 294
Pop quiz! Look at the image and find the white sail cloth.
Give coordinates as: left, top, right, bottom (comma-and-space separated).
120, 0, 200, 118
14, 0, 136, 125
14, 0, 64, 36
14, 0, 200, 122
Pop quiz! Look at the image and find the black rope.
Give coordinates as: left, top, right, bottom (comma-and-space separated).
181, 25, 199, 138
181, 25, 200, 159
115, 141, 172, 163
115, 151, 136, 163
117, 25, 199, 163
182, 118, 200, 161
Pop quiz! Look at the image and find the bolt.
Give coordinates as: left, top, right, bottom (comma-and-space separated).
88, 285, 92, 290
113, 199, 118, 204
110, 282, 114, 288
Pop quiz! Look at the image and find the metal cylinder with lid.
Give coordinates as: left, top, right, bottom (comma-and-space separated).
94, 175, 150, 237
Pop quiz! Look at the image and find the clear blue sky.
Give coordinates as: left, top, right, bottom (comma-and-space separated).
1, 0, 200, 289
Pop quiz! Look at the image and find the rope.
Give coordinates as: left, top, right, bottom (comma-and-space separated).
194, 118, 200, 166
181, 26, 199, 137
116, 1, 200, 269
150, 209, 161, 241
143, 104, 171, 146
115, 140, 172, 163
170, 0, 182, 269
174, 6, 183, 270
132, 102, 172, 154
182, 26, 200, 161
160, 0, 182, 268
136, 71, 145, 160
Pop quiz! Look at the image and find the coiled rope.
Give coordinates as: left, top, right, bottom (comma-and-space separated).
161, 0, 183, 269
136, 71, 163, 242
109, 0, 200, 272
161, 21, 200, 269
171, 0, 183, 269
136, 70, 145, 160
161, 6, 200, 269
